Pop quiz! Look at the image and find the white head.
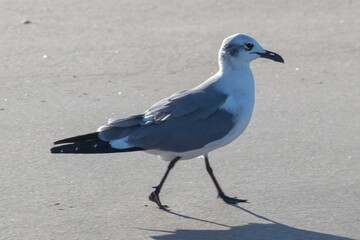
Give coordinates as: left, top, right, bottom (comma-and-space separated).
219, 33, 284, 69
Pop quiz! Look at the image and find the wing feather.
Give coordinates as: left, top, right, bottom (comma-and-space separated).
98, 81, 232, 152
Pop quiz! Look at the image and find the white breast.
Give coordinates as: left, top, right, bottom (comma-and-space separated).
204, 66, 255, 151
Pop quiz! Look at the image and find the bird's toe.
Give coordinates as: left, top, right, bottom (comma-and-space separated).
219, 194, 247, 204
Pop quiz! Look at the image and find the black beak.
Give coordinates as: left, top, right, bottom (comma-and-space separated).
255, 50, 284, 63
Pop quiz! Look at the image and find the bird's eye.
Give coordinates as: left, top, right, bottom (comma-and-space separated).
245, 43, 254, 50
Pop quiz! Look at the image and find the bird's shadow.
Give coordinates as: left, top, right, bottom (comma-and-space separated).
141, 205, 355, 240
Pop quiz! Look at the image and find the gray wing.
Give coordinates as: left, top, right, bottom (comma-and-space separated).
128, 108, 234, 152
99, 84, 234, 152
144, 85, 227, 122
98, 115, 145, 141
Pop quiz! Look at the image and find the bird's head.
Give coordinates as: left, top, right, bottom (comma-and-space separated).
219, 33, 284, 69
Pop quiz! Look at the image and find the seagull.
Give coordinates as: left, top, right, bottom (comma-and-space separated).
51, 33, 284, 209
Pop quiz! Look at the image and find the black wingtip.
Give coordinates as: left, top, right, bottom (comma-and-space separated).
53, 132, 99, 145
51, 132, 146, 154
50, 145, 67, 153
50, 146, 62, 153
50, 141, 145, 154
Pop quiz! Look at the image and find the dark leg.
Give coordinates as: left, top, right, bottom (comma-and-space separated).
149, 157, 180, 209
204, 155, 247, 204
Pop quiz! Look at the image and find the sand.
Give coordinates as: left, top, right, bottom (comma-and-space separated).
0, 0, 359, 239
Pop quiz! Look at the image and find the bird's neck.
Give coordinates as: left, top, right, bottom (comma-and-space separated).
215, 63, 254, 94
219, 59, 250, 72
219, 62, 254, 82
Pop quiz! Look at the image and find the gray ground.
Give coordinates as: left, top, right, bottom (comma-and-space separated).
0, 0, 359, 239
